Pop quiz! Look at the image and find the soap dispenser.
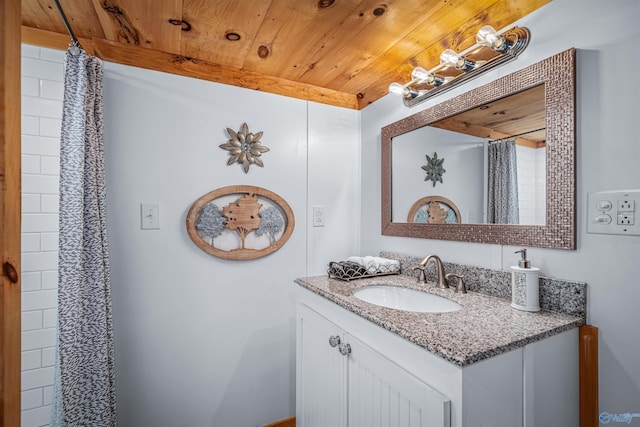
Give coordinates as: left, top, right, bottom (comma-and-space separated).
510, 249, 540, 312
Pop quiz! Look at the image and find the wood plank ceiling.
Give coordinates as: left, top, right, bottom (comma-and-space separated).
21, 0, 551, 110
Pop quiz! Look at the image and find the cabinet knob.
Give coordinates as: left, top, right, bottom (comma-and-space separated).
329, 335, 341, 347
338, 343, 352, 356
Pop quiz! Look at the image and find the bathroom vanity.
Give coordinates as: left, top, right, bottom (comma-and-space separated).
295, 274, 583, 427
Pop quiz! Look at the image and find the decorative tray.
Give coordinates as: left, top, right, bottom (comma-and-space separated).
327, 261, 400, 282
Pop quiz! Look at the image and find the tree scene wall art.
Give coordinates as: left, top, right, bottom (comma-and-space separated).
186, 186, 295, 260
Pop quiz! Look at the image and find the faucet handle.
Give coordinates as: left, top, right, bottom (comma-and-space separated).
412, 266, 427, 284
445, 273, 467, 293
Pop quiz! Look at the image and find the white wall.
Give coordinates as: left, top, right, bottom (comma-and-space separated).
19, 45, 65, 427
391, 126, 484, 223
360, 0, 640, 418
102, 64, 359, 426
307, 102, 361, 275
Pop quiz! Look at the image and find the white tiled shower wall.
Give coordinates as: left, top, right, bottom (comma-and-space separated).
20, 44, 64, 427
516, 145, 546, 225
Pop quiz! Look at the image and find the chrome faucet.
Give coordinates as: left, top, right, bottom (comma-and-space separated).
413, 255, 449, 288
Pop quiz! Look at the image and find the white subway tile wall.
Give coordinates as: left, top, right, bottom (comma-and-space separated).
21, 44, 64, 427
516, 145, 546, 225
534, 147, 546, 223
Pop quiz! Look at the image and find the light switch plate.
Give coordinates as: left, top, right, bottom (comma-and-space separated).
587, 190, 640, 236
141, 203, 160, 230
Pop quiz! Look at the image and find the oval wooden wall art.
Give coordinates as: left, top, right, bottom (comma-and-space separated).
186, 185, 295, 261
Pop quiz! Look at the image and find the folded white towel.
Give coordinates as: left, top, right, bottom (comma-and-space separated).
347, 255, 399, 274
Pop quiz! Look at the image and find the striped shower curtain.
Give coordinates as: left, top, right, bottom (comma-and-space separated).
487, 140, 520, 224
51, 47, 116, 426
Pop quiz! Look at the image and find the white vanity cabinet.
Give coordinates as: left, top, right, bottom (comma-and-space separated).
296, 286, 579, 427
297, 304, 450, 427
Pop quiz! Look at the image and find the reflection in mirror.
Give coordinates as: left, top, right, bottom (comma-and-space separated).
391, 85, 546, 225
381, 48, 576, 249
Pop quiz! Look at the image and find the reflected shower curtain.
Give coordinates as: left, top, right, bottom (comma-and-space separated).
51, 47, 116, 426
487, 140, 520, 224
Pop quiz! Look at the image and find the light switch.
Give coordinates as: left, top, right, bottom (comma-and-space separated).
587, 190, 640, 236
141, 203, 160, 230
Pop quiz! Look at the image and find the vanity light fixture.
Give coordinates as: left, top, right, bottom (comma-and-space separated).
389, 25, 530, 107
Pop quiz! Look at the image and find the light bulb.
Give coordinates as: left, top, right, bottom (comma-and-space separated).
411, 67, 430, 81
440, 49, 461, 68
476, 25, 507, 51
440, 49, 476, 71
388, 82, 405, 95
476, 26, 498, 46
410, 67, 446, 87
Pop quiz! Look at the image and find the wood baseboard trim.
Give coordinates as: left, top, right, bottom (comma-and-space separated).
580, 325, 598, 427
262, 416, 296, 427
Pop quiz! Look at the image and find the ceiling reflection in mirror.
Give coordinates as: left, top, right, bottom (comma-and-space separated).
391, 84, 546, 225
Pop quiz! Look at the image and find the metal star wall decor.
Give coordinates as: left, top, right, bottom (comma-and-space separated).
421, 152, 446, 187
220, 122, 270, 173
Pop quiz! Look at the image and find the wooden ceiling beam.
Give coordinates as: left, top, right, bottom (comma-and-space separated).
92, 38, 358, 109
22, 26, 95, 54
429, 119, 541, 148
22, 26, 358, 109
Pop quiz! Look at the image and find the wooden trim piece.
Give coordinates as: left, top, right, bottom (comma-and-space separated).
21, 26, 358, 109
92, 38, 358, 110
262, 416, 296, 427
580, 325, 599, 427
22, 26, 95, 55
1, 0, 22, 425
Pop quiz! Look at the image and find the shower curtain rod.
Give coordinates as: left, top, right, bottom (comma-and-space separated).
487, 127, 546, 144
53, 0, 82, 48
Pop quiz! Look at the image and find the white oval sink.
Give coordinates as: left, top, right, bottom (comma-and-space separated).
353, 285, 461, 313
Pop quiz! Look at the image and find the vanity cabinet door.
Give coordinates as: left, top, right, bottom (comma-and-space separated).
296, 305, 348, 427
346, 334, 451, 427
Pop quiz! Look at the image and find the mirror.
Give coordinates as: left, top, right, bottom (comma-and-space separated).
382, 49, 576, 249
391, 84, 546, 225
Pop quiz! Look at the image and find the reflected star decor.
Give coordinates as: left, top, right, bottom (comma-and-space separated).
422, 152, 446, 187
220, 123, 270, 173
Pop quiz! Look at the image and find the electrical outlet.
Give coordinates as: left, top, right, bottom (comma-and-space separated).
587, 190, 640, 236
618, 199, 635, 212
618, 213, 635, 226
313, 206, 325, 227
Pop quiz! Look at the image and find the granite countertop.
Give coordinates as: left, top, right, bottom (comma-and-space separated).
295, 274, 584, 367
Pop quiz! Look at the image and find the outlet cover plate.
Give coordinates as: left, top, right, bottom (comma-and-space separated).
141, 203, 160, 230
313, 206, 325, 227
587, 190, 640, 236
